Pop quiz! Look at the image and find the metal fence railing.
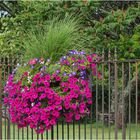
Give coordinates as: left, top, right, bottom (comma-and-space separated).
0, 51, 140, 140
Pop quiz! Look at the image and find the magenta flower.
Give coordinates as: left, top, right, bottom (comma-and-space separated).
45, 74, 51, 81
71, 104, 77, 110
65, 112, 73, 122
50, 119, 56, 125
29, 59, 37, 65
86, 55, 92, 62
75, 114, 80, 120
63, 88, 69, 92
39, 93, 47, 100
55, 76, 61, 81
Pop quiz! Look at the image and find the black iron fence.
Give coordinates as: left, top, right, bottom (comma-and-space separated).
0, 51, 140, 140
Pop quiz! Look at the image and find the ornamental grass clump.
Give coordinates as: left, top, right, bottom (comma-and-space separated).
22, 17, 85, 62
4, 50, 101, 134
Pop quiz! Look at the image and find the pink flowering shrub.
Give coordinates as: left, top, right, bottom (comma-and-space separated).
4, 50, 100, 134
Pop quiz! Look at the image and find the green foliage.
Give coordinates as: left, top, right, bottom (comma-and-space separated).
91, 5, 140, 59
1, 1, 140, 59
0, 17, 23, 57
22, 16, 85, 62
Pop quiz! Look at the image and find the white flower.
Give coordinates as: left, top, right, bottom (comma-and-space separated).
21, 89, 25, 92
31, 103, 34, 107
40, 61, 45, 64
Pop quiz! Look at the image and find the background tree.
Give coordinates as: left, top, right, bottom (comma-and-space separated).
1, 1, 140, 59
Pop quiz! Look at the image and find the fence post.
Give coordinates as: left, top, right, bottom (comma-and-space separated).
114, 48, 118, 139
7, 117, 10, 140
0, 64, 2, 140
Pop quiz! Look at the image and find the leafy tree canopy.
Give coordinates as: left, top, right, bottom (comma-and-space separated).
0, 1, 140, 59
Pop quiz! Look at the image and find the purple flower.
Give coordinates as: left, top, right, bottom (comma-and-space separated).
73, 52, 76, 55
35, 58, 39, 62
80, 70, 86, 77
12, 69, 17, 74
72, 63, 77, 66
56, 69, 60, 74
69, 51, 73, 54
62, 56, 67, 60
81, 76, 85, 79
72, 72, 76, 76
69, 74, 72, 77
63, 72, 67, 76
80, 71, 84, 75
80, 51, 85, 55
31, 65, 34, 69
47, 59, 50, 62
40, 66, 46, 72
43, 66, 46, 69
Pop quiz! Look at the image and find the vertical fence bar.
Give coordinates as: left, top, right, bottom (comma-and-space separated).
18, 128, 20, 140
108, 50, 111, 140
7, 55, 11, 140
37, 126, 39, 139
46, 130, 48, 140
78, 120, 80, 140
114, 48, 118, 140
84, 119, 86, 140
13, 57, 15, 140
96, 62, 98, 140
67, 123, 69, 140
31, 128, 33, 140
13, 69, 15, 140
17, 55, 21, 139
11, 55, 15, 140
16, 55, 20, 140
51, 126, 54, 140
128, 62, 131, 139
56, 123, 59, 139
62, 122, 64, 140
7, 114, 10, 140
3, 57, 7, 139
16, 55, 21, 139
73, 119, 75, 140
62, 119, 64, 140
102, 49, 105, 140
122, 63, 126, 139
0, 64, 2, 140
89, 71, 93, 140
27, 126, 29, 140
22, 128, 24, 139
17, 123, 19, 139
41, 133, 43, 140
135, 62, 138, 140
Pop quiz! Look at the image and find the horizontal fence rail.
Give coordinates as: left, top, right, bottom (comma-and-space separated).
0, 51, 140, 140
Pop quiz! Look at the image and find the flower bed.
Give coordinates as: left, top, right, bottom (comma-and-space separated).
4, 50, 100, 134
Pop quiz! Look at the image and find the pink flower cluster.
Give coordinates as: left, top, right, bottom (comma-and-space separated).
4, 73, 63, 133
61, 77, 92, 122
4, 50, 100, 134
